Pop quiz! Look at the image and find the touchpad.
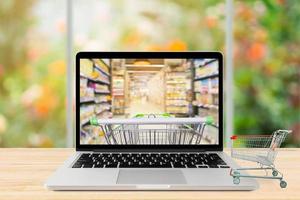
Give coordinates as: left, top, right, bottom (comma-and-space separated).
117, 169, 187, 184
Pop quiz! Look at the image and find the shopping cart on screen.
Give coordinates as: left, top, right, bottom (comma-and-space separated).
230, 130, 291, 188
90, 113, 216, 145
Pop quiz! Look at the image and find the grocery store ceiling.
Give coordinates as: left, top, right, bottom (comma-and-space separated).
126, 65, 163, 71
125, 59, 165, 72
125, 59, 164, 65
128, 72, 156, 81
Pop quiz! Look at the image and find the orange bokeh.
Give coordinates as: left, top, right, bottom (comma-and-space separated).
146, 44, 164, 51
48, 60, 66, 76
247, 42, 266, 62
34, 85, 58, 118
123, 31, 142, 47
205, 16, 217, 28
166, 39, 187, 51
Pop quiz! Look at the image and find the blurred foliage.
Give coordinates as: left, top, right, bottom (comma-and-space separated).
0, 0, 298, 147
234, 0, 300, 147
0, 0, 66, 147
93, 0, 225, 52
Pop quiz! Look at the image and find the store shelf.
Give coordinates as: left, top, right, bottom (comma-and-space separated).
94, 89, 110, 94
194, 59, 217, 68
80, 73, 94, 81
166, 104, 187, 107
101, 59, 110, 67
165, 69, 190, 116
94, 64, 111, 77
192, 59, 219, 123
95, 108, 110, 115
194, 90, 218, 94
81, 116, 92, 126
80, 97, 94, 103
166, 98, 186, 100
95, 100, 109, 103
168, 112, 189, 116
194, 73, 218, 81
80, 73, 110, 85
92, 79, 110, 85
194, 103, 218, 109
96, 111, 113, 118
80, 58, 112, 145
112, 76, 125, 115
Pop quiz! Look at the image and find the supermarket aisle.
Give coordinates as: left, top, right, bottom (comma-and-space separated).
126, 99, 164, 117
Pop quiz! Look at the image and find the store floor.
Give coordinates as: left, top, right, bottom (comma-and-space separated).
126, 99, 164, 117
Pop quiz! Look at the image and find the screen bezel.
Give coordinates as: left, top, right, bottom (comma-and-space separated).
76, 51, 223, 152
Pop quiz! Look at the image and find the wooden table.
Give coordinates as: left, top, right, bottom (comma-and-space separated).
0, 148, 299, 200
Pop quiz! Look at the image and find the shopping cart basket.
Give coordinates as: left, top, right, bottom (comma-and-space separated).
90, 114, 215, 145
230, 130, 291, 188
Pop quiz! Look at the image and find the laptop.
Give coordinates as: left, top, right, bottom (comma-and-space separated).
45, 51, 258, 190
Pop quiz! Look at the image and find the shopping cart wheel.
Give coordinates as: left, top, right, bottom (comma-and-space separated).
233, 177, 240, 185
272, 170, 278, 177
280, 180, 287, 188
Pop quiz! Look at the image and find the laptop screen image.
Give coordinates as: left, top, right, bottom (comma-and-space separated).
79, 58, 220, 145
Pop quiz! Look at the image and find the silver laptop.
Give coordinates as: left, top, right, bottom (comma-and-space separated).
45, 51, 258, 190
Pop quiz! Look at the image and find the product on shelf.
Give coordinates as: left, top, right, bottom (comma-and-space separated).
94, 67, 110, 84
194, 59, 206, 67
112, 97, 125, 115
165, 71, 190, 115
97, 111, 113, 118
195, 93, 212, 105
192, 59, 219, 124
95, 95, 110, 103
79, 58, 112, 144
80, 77, 88, 88
89, 83, 109, 93
111, 75, 125, 114
112, 77, 124, 96
95, 103, 111, 114
212, 94, 219, 105
81, 125, 106, 144
80, 105, 95, 125
80, 87, 94, 102
80, 59, 94, 78
195, 60, 218, 79
80, 76, 95, 101
93, 59, 110, 75
194, 79, 209, 93
210, 77, 219, 94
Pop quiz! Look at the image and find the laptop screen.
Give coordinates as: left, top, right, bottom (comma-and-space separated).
79, 58, 220, 145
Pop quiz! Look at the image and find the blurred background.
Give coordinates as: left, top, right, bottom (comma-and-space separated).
0, 0, 299, 147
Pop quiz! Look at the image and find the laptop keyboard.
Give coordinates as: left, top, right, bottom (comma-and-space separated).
72, 153, 229, 168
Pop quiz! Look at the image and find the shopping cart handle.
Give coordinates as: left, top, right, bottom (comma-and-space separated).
90, 117, 98, 126
89, 116, 214, 125
205, 116, 214, 125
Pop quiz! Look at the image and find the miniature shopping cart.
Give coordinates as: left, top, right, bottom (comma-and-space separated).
230, 130, 291, 188
90, 114, 215, 145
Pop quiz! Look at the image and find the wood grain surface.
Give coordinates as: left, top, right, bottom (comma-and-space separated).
0, 148, 299, 200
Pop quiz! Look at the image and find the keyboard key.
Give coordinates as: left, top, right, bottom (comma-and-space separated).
82, 164, 93, 168
219, 166, 230, 168
72, 153, 227, 169
208, 165, 219, 168
186, 164, 197, 168
72, 164, 82, 168
197, 165, 208, 168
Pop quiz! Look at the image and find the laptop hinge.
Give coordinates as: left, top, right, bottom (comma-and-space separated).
92, 149, 207, 153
